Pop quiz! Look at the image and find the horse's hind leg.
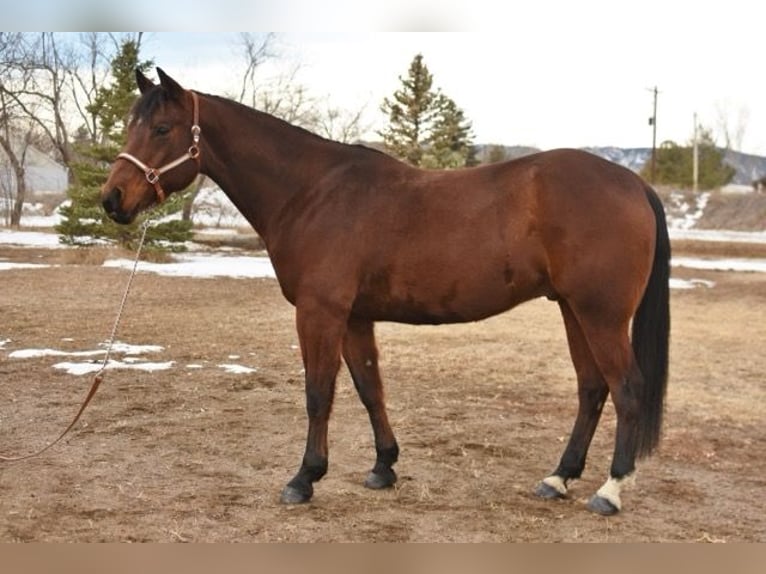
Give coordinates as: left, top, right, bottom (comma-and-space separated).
536, 301, 609, 500
342, 318, 399, 489
570, 309, 643, 515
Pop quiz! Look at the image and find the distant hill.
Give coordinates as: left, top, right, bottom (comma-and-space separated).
474, 145, 766, 187
721, 149, 766, 185
587, 147, 766, 186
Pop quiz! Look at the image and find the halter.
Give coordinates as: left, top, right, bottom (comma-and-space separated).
117, 90, 201, 204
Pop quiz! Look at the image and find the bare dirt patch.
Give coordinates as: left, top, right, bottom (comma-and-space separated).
0, 244, 764, 541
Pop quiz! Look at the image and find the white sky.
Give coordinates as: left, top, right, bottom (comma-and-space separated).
7, 2, 765, 154
132, 3, 765, 155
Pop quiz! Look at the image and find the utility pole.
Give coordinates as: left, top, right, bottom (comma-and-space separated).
692, 112, 699, 193
648, 86, 658, 184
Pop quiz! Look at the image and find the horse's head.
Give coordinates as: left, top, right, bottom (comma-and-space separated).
102, 68, 201, 224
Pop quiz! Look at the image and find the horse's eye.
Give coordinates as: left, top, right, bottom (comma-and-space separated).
153, 125, 170, 137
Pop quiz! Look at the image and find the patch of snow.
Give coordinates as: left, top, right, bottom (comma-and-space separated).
672, 257, 766, 273
106, 342, 163, 355
103, 254, 276, 279
720, 184, 755, 194
219, 364, 258, 375
666, 191, 710, 230
53, 360, 175, 376
0, 261, 52, 272
9, 348, 104, 359
669, 229, 766, 244
669, 278, 716, 290
5, 338, 260, 377
8, 341, 163, 360
0, 230, 63, 248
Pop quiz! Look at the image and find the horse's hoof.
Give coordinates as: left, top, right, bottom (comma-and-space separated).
587, 494, 620, 516
280, 484, 312, 504
364, 468, 397, 490
535, 481, 566, 500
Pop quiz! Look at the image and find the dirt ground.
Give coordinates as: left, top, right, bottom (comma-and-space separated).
0, 240, 764, 542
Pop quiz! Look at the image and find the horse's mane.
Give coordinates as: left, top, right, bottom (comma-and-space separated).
206, 93, 391, 158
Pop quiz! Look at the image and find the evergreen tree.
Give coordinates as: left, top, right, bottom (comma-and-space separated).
641, 128, 735, 190
379, 54, 438, 166
56, 40, 193, 250
379, 54, 475, 169
696, 129, 736, 189
422, 94, 476, 168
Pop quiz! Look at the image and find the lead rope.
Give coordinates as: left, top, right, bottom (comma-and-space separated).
1, 220, 151, 462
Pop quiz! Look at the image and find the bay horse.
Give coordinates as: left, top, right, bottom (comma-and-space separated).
102, 68, 670, 515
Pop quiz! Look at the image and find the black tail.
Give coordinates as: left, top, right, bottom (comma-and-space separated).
632, 185, 671, 458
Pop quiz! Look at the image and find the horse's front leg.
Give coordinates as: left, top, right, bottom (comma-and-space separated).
342, 317, 399, 490
280, 299, 347, 504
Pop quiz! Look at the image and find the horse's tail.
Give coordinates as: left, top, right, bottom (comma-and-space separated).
632, 184, 671, 458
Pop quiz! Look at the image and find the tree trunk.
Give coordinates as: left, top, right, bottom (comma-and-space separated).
0, 136, 26, 227
11, 179, 25, 227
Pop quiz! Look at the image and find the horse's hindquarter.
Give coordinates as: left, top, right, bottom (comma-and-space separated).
533, 150, 657, 315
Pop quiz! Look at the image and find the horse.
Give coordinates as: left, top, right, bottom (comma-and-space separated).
102, 68, 670, 515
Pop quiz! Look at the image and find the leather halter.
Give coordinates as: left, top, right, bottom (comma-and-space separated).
116, 90, 201, 204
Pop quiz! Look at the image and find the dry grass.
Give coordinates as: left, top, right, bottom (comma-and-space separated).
698, 191, 766, 230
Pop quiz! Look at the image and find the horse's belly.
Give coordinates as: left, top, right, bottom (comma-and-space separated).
352, 267, 546, 325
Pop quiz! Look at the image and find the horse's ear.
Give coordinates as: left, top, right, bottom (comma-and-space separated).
135, 68, 155, 94
156, 68, 185, 100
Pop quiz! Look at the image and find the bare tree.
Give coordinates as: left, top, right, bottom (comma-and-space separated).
0, 119, 32, 227
3, 33, 77, 167
68, 33, 145, 147
0, 32, 146, 226
314, 103, 368, 144
253, 64, 322, 127
68, 33, 111, 144
238, 32, 276, 106
0, 33, 34, 226
715, 100, 750, 152
236, 33, 369, 142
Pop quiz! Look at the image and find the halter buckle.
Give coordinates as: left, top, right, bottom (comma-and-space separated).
145, 169, 160, 185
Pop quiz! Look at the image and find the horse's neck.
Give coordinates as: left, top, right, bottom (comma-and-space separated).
198, 95, 340, 242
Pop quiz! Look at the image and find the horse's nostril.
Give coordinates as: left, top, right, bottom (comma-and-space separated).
102, 187, 122, 214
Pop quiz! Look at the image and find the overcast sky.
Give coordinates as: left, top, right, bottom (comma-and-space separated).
12, 1, 766, 154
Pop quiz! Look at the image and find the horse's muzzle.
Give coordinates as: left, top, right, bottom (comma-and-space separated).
102, 187, 133, 225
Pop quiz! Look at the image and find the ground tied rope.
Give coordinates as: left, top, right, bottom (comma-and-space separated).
1, 220, 151, 462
